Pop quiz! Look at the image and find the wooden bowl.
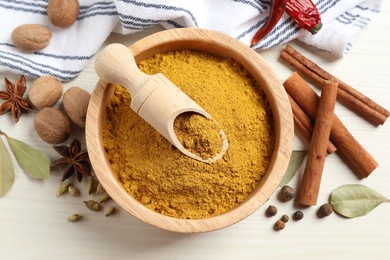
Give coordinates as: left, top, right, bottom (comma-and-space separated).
86, 28, 294, 233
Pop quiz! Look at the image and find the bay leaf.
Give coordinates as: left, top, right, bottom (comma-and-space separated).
0, 137, 15, 197
6, 136, 50, 179
330, 184, 390, 218
279, 150, 306, 186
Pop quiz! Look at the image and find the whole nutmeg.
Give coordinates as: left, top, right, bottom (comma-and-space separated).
11, 24, 52, 52
63, 87, 91, 128
317, 203, 333, 218
47, 0, 79, 28
28, 76, 63, 109
34, 107, 71, 144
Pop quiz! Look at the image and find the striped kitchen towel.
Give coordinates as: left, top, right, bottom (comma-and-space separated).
0, 0, 384, 81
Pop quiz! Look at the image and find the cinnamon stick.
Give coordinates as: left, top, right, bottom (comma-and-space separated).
283, 72, 378, 179
288, 94, 337, 155
296, 80, 338, 206
280, 45, 389, 126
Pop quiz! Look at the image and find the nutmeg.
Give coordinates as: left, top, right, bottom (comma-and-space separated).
11, 24, 52, 52
28, 76, 63, 110
47, 0, 79, 28
63, 87, 91, 128
34, 107, 71, 144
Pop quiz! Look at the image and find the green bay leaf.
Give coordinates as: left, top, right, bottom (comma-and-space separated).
6, 136, 50, 179
0, 137, 15, 197
330, 184, 390, 218
279, 150, 306, 186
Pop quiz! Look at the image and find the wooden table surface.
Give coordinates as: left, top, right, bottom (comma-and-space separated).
1, 2, 389, 259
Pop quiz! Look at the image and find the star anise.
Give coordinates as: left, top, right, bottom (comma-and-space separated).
0, 75, 34, 122
51, 139, 92, 182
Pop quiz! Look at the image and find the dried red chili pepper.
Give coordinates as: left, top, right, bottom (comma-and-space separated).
286, 0, 322, 34
251, 0, 322, 47
251, 0, 287, 47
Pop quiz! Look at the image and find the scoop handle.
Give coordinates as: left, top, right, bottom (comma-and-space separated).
94, 43, 147, 96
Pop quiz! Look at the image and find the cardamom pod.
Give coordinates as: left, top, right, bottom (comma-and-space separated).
84, 200, 102, 211
56, 181, 69, 197
67, 213, 83, 223
105, 206, 116, 217
96, 183, 106, 195
87, 176, 98, 195
98, 192, 111, 203
68, 184, 80, 196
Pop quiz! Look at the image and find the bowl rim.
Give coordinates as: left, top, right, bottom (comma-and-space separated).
86, 28, 293, 233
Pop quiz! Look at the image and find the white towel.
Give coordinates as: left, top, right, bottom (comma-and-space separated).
0, 0, 383, 81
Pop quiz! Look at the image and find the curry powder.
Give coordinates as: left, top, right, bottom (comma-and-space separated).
103, 50, 275, 219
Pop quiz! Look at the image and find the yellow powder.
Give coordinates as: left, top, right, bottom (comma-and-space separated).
103, 50, 274, 219
174, 112, 223, 160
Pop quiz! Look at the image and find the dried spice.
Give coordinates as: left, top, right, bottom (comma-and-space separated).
265, 205, 278, 217
292, 210, 304, 221
98, 192, 111, 204
274, 220, 285, 231
84, 200, 102, 211
56, 181, 69, 197
330, 184, 390, 218
0, 75, 34, 122
281, 214, 289, 222
317, 203, 333, 218
67, 213, 83, 223
68, 185, 80, 196
104, 50, 274, 219
278, 185, 296, 202
105, 206, 116, 217
51, 139, 91, 182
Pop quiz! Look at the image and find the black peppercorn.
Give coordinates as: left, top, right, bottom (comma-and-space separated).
265, 205, 277, 217
281, 214, 289, 223
292, 210, 304, 221
278, 185, 296, 202
317, 203, 333, 218
274, 220, 285, 231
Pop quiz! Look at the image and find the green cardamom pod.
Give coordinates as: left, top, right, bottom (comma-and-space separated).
84, 200, 102, 211
68, 185, 80, 196
56, 181, 69, 197
98, 192, 111, 203
105, 206, 116, 217
67, 214, 83, 223
87, 176, 98, 195
96, 183, 106, 195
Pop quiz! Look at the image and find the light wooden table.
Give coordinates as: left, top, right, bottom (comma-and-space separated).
1, 2, 389, 259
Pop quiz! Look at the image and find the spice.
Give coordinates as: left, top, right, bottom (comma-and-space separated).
278, 185, 296, 202
0, 75, 34, 122
103, 50, 275, 219
281, 45, 389, 125
288, 95, 336, 155
296, 79, 338, 206
98, 192, 111, 204
174, 112, 223, 160
56, 181, 69, 197
67, 213, 83, 223
281, 214, 289, 222
317, 203, 333, 218
68, 184, 80, 196
274, 220, 285, 231
251, 0, 287, 46
286, 0, 322, 34
292, 210, 304, 221
283, 72, 378, 179
265, 205, 278, 217
87, 176, 98, 195
105, 206, 116, 217
51, 139, 91, 182
84, 200, 102, 211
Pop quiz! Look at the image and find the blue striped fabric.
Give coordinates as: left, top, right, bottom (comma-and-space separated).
0, 0, 383, 81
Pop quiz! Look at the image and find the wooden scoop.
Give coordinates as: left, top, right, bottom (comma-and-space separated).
94, 43, 228, 163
